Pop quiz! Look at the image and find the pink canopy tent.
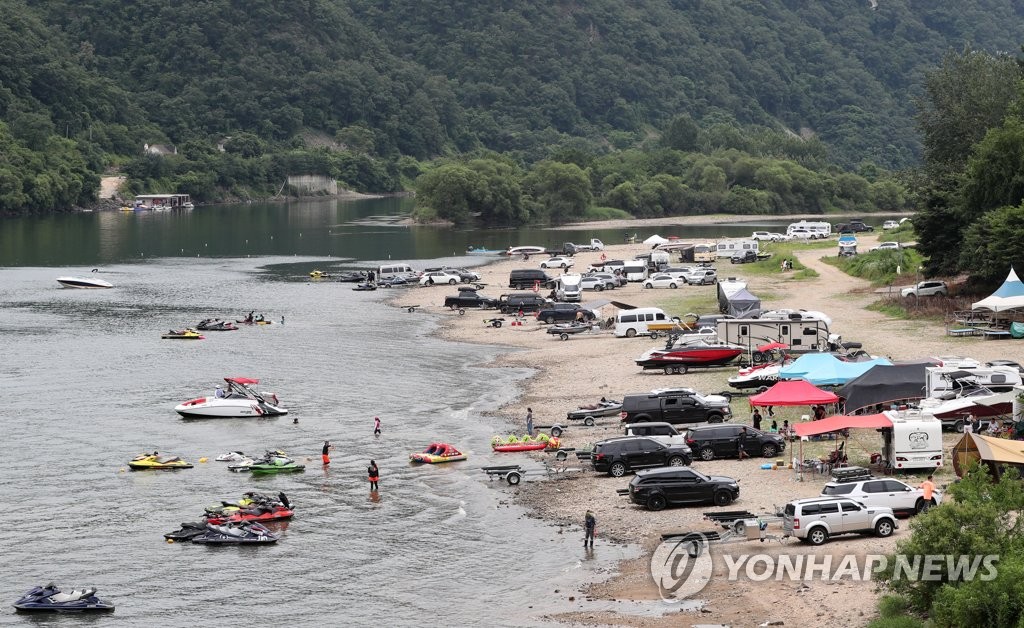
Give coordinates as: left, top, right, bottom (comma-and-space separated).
749, 380, 839, 407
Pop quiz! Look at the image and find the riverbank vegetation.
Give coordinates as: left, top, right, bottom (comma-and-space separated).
4, 0, 1022, 214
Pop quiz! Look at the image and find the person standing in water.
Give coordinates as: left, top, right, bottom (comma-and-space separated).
526, 407, 534, 437
374, 416, 382, 437
322, 441, 333, 466
368, 460, 379, 491
584, 510, 596, 548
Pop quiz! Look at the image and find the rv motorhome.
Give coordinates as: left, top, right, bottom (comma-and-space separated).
716, 318, 830, 356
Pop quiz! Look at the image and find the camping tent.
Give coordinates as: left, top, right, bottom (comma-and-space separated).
643, 234, 669, 246
782, 356, 893, 387
725, 288, 761, 318
716, 279, 747, 313
951, 432, 1024, 478
749, 380, 839, 407
973, 267, 1024, 312
836, 362, 934, 413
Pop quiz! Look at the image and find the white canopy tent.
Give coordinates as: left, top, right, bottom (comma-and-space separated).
643, 234, 669, 245
973, 267, 1024, 312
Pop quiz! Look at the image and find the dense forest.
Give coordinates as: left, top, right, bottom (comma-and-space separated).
2, 0, 1023, 217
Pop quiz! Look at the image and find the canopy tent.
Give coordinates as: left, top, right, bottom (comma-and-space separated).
725, 288, 761, 318
792, 414, 892, 437
643, 234, 669, 246
836, 362, 933, 413
951, 432, 1024, 478
749, 380, 839, 407
973, 267, 1024, 312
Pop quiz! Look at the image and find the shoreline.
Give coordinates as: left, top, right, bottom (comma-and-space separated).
382, 224, 998, 627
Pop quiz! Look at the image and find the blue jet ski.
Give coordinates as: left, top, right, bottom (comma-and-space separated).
13, 584, 114, 613
191, 521, 279, 545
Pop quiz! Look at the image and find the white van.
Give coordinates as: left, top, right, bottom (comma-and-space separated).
614, 307, 670, 338
378, 263, 417, 280
715, 239, 759, 258
787, 220, 831, 239
555, 274, 582, 302
622, 260, 648, 282
881, 410, 943, 471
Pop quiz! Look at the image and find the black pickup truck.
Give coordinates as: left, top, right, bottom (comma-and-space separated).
444, 288, 497, 311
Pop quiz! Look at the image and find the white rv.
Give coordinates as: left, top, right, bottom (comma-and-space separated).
621, 260, 648, 282
881, 410, 944, 471
555, 274, 582, 302
716, 318, 830, 355
787, 220, 831, 238
925, 365, 1021, 397
715, 239, 759, 258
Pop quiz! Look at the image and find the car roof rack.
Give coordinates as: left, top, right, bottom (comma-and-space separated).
830, 466, 873, 483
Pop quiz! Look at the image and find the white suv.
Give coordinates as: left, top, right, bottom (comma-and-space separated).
901, 281, 948, 298
821, 475, 941, 517
782, 496, 898, 545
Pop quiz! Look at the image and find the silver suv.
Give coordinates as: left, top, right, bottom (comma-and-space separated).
901, 281, 948, 298
782, 496, 898, 545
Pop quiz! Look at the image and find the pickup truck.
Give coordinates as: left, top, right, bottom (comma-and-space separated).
835, 221, 874, 233
444, 288, 497, 310
562, 239, 605, 255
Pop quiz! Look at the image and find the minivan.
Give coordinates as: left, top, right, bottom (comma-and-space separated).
614, 307, 670, 338
378, 263, 417, 280
509, 269, 552, 290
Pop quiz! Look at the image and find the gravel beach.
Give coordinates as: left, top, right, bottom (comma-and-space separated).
391, 231, 1003, 627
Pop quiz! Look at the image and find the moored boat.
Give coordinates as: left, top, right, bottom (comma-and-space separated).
635, 339, 744, 374
174, 377, 288, 418
466, 246, 505, 256
56, 276, 113, 289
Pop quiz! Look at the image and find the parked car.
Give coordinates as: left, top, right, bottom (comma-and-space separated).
624, 421, 688, 446
872, 242, 901, 252
508, 269, 553, 290
580, 275, 611, 291
443, 288, 497, 310
788, 228, 816, 240
497, 293, 549, 314
730, 250, 758, 264
590, 271, 625, 287
684, 424, 786, 460
628, 467, 739, 510
882, 220, 900, 230
782, 496, 898, 545
751, 231, 778, 241
768, 232, 790, 241
643, 273, 681, 289
590, 436, 692, 477
683, 268, 718, 285
447, 267, 481, 282
620, 388, 731, 425
900, 281, 948, 298
536, 304, 595, 324
837, 220, 874, 233
420, 271, 462, 286
821, 473, 941, 517
540, 256, 575, 269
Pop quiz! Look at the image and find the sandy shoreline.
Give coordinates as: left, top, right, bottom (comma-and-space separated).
386, 229, 998, 627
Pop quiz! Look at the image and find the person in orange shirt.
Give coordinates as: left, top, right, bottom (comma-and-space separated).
919, 475, 935, 511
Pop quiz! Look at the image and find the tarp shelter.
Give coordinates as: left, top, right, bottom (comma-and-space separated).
973, 267, 1024, 312
717, 279, 747, 313
792, 414, 892, 437
783, 356, 893, 387
779, 353, 842, 381
643, 235, 669, 246
951, 432, 1024, 478
836, 362, 934, 413
724, 288, 761, 318
749, 380, 839, 407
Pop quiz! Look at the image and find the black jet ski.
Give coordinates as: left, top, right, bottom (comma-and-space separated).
336, 271, 368, 283
13, 584, 115, 613
164, 522, 209, 541
191, 521, 279, 545
352, 282, 377, 291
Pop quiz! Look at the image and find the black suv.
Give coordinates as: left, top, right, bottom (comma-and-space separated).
536, 304, 595, 324
590, 436, 692, 477
730, 250, 758, 264
628, 467, 740, 510
619, 388, 731, 425
497, 293, 548, 314
444, 287, 497, 311
685, 424, 785, 461
835, 221, 874, 233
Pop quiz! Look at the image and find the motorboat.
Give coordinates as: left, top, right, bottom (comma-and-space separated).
128, 453, 193, 470
466, 246, 505, 256
506, 245, 547, 257
162, 328, 204, 340
56, 276, 113, 289
13, 584, 114, 613
635, 338, 744, 374
728, 360, 788, 390
566, 398, 622, 424
174, 377, 288, 418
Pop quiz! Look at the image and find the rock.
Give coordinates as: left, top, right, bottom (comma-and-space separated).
759, 622, 784, 627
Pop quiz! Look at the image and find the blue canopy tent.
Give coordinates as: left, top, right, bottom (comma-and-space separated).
779, 353, 841, 380
973, 267, 1024, 312
780, 354, 893, 387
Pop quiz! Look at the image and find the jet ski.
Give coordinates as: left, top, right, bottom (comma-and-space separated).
336, 271, 368, 283
191, 521, 279, 545
196, 319, 238, 331
353, 282, 377, 291
248, 453, 305, 474
215, 451, 249, 462
128, 453, 194, 471
235, 317, 273, 325
204, 492, 292, 520
309, 270, 331, 279
162, 328, 204, 340
163, 522, 208, 541
13, 584, 114, 613
174, 377, 288, 418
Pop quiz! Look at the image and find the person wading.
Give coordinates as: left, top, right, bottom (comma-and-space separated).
368, 460, 379, 491
584, 510, 596, 548
322, 441, 333, 466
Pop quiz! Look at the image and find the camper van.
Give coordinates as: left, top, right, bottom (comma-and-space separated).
716, 318, 830, 355
377, 263, 418, 280
621, 260, 649, 282
715, 239, 759, 258
881, 410, 944, 470
694, 243, 716, 263
614, 307, 671, 338
555, 274, 583, 302
787, 220, 832, 239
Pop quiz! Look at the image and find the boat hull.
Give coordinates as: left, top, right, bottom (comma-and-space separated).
636, 348, 743, 370
56, 276, 113, 289
174, 398, 288, 418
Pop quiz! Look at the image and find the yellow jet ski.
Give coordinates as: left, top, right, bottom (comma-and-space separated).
128, 453, 194, 471
161, 328, 205, 340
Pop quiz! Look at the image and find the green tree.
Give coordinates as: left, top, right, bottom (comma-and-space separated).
661, 115, 699, 152
522, 161, 592, 223
414, 163, 486, 226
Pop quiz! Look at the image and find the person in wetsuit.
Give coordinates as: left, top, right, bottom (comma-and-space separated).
368, 460, 379, 491
322, 441, 333, 466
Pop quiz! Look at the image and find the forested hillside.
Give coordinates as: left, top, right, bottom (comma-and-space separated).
3, 0, 1024, 215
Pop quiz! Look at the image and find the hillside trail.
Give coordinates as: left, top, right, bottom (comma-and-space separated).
769, 235, 1010, 362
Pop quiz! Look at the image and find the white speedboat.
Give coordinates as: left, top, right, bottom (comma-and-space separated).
174, 377, 288, 418
56, 276, 113, 289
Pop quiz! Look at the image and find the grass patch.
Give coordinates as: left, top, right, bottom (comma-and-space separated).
655, 291, 719, 317
733, 241, 823, 280
866, 595, 926, 628
823, 249, 925, 286
582, 206, 633, 220
869, 294, 975, 322
866, 300, 911, 319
